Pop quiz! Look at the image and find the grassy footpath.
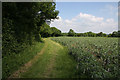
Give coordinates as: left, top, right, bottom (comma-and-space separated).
20, 38, 77, 78
3, 41, 45, 78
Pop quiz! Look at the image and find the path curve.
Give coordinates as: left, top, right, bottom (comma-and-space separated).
9, 39, 48, 78
9, 38, 77, 78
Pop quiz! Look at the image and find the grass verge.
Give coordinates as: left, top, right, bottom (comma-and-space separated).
20, 38, 78, 78
20, 38, 53, 78
2, 41, 45, 78
51, 46, 78, 78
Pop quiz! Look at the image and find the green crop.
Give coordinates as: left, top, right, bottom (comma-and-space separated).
51, 37, 118, 78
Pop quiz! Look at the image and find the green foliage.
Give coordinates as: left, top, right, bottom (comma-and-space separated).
40, 23, 52, 37
51, 27, 61, 37
62, 33, 68, 36
96, 32, 107, 37
2, 42, 45, 78
39, 23, 62, 37
111, 31, 120, 37
64, 29, 110, 37
2, 18, 23, 56
68, 29, 75, 36
2, 2, 59, 55
86, 31, 96, 37
2, 2, 59, 78
107, 31, 120, 37
75, 31, 106, 37
35, 33, 43, 42
61, 29, 119, 37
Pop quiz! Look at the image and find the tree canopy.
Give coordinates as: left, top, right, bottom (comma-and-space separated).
51, 27, 61, 37
68, 29, 75, 36
2, 2, 59, 57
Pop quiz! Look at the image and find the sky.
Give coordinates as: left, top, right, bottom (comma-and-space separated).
50, 2, 118, 34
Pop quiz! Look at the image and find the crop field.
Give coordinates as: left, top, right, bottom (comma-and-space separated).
51, 37, 119, 78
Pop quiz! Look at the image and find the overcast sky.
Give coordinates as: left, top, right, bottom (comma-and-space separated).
50, 2, 118, 34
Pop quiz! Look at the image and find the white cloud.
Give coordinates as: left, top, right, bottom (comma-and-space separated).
106, 18, 114, 22
78, 13, 104, 22
50, 13, 118, 33
65, 19, 72, 23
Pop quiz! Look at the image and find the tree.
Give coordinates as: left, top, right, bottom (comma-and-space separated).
97, 32, 103, 37
86, 31, 96, 37
2, 2, 59, 78
2, 2, 59, 57
111, 31, 118, 37
108, 34, 112, 37
76, 33, 81, 37
39, 23, 52, 37
108, 31, 120, 37
51, 27, 61, 37
68, 29, 75, 36
61, 33, 68, 36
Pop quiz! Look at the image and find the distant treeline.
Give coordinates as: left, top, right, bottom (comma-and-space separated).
61, 29, 120, 37
41, 27, 120, 37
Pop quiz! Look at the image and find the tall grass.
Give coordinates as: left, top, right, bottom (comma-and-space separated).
2, 41, 45, 78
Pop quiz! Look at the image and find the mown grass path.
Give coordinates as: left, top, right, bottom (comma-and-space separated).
11, 38, 77, 78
